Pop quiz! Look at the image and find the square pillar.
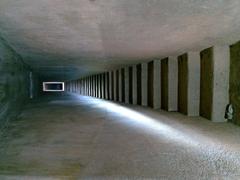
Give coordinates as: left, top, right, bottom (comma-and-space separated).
200, 46, 229, 122
153, 60, 161, 109
109, 71, 113, 100
119, 69, 122, 102
161, 57, 178, 111
105, 72, 109, 100
113, 70, 117, 101
124, 67, 129, 104
230, 42, 240, 125
136, 64, 142, 105
132, 65, 137, 105
141, 63, 148, 106
212, 46, 229, 122
188, 52, 200, 116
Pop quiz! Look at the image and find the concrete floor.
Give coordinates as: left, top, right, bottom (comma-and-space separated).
0, 94, 240, 180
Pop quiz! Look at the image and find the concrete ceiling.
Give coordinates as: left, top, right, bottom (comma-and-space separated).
0, 0, 240, 80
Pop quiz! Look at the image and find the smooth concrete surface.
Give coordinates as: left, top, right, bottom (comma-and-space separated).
1, 93, 240, 179
1, 1, 240, 80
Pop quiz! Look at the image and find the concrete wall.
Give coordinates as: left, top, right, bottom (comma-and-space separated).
230, 41, 240, 125
0, 37, 33, 130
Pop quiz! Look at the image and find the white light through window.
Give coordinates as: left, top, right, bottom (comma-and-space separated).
43, 82, 65, 92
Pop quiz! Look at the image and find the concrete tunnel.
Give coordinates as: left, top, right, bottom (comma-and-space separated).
0, 0, 240, 179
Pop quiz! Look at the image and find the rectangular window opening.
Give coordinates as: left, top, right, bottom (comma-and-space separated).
43, 82, 65, 92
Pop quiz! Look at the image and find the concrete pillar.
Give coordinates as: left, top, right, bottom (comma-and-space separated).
105, 72, 109, 100
161, 57, 178, 111
76, 80, 79, 94
121, 68, 125, 103
98, 74, 101, 98
153, 60, 161, 109
113, 70, 117, 101
230, 42, 240, 125
81, 79, 84, 95
136, 64, 142, 105
90, 76, 92, 96
86, 78, 88, 95
94, 75, 97, 97
119, 69, 122, 102
109, 71, 113, 100
101, 73, 105, 99
141, 63, 148, 106
187, 52, 200, 116
132, 65, 137, 105
95, 74, 98, 98
168, 57, 178, 111
124, 67, 129, 104
85, 78, 87, 95
212, 46, 229, 122
88, 77, 90, 96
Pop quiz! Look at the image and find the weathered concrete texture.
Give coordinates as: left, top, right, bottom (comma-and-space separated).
1, 94, 240, 179
0, 37, 32, 130
230, 41, 240, 125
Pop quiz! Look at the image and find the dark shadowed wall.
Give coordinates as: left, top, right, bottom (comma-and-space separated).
230, 41, 240, 125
